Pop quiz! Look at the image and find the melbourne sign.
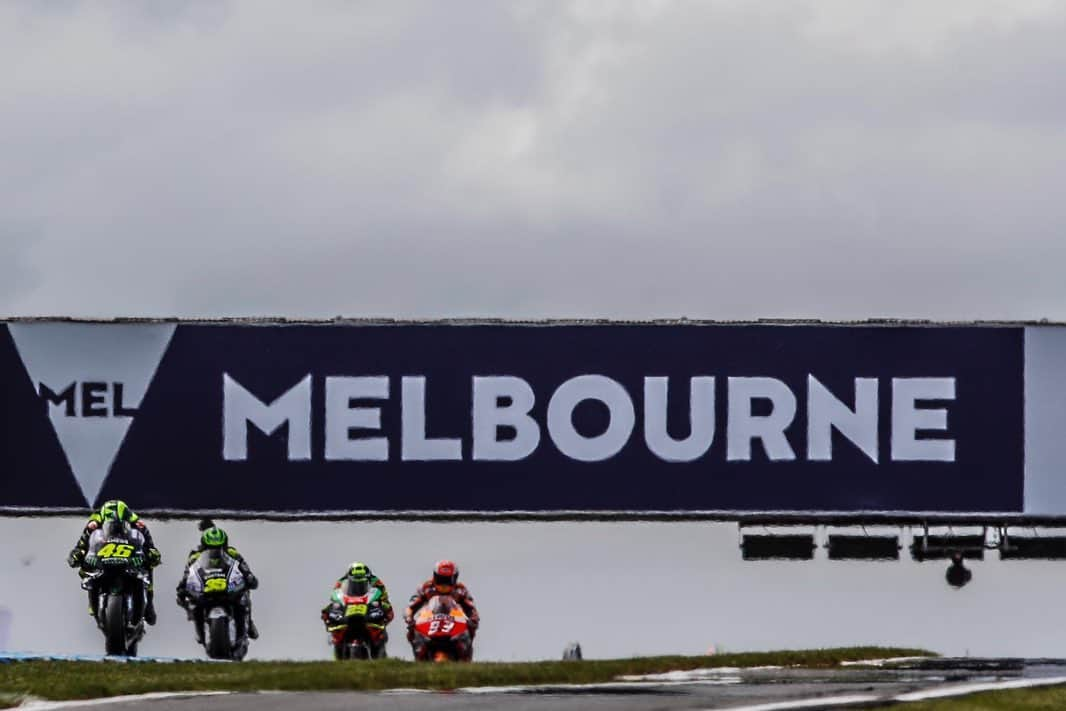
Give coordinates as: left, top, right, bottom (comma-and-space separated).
2, 320, 1063, 516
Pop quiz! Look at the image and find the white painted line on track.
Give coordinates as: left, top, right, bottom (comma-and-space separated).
624, 656, 924, 682
703, 674, 1066, 710
19, 691, 231, 709
458, 678, 742, 694
710, 694, 882, 710
893, 674, 1066, 701
618, 665, 781, 682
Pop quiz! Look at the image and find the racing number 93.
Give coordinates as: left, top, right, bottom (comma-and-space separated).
96, 543, 134, 559
428, 617, 455, 635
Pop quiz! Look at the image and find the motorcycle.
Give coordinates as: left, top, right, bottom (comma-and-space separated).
324, 578, 388, 660
80, 520, 150, 657
410, 595, 473, 662
181, 548, 252, 660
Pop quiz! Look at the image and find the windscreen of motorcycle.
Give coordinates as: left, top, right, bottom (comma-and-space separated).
101, 519, 129, 541
428, 595, 462, 617
194, 550, 235, 590
87, 528, 107, 551
345, 578, 370, 596
196, 549, 235, 572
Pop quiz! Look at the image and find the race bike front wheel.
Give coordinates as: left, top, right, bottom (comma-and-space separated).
103, 595, 127, 656
207, 616, 232, 659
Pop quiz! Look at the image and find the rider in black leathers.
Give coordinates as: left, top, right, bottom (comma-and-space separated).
67, 499, 162, 624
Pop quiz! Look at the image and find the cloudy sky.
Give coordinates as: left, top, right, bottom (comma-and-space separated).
2, 1, 1064, 319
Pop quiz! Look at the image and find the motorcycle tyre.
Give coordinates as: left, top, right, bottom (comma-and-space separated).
207, 616, 232, 660
104, 595, 127, 656
231, 638, 248, 662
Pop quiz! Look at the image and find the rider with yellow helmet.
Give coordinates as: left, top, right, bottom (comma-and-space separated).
67, 499, 162, 624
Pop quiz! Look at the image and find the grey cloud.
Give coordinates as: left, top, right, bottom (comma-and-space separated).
1, 1, 1064, 319
0, 223, 42, 308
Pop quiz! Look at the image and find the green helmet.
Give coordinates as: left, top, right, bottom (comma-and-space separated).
99, 500, 131, 522
201, 527, 228, 548
348, 561, 370, 581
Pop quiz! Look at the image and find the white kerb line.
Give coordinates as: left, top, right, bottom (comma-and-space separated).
19, 691, 231, 710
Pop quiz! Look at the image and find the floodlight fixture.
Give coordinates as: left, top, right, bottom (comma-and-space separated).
740, 533, 816, 560
826, 533, 901, 560
999, 529, 1066, 560
910, 525, 987, 562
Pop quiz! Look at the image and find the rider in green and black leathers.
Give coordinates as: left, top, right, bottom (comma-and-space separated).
321, 562, 395, 625
67, 500, 162, 624
321, 561, 394, 657
176, 519, 260, 643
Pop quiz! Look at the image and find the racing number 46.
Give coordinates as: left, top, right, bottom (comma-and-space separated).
97, 543, 134, 559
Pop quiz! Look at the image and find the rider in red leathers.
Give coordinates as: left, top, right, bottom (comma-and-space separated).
404, 560, 480, 661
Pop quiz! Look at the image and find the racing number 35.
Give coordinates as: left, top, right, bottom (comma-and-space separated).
204, 578, 228, 593
96, 543, 134, 559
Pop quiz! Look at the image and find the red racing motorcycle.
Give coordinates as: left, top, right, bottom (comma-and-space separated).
409, 595, 473, 662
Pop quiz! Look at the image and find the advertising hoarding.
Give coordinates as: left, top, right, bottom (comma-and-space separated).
0, 320, 1058, 517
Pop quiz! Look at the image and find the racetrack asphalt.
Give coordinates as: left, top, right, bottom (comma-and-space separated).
27, 658, 1066, 711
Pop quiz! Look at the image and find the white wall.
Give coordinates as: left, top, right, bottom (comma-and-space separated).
1, 517, 1064, 661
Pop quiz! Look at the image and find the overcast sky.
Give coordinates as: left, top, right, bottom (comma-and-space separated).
2, 1, 1064, 320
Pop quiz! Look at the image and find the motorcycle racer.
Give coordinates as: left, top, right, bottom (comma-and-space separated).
321, 561, 394, 626
404, 559, 479, 659
67, 500, 161, 625
176, 519, 260, 642
321, 562, 394, 658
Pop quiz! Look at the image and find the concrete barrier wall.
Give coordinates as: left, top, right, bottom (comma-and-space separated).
1, 517, 1064, 660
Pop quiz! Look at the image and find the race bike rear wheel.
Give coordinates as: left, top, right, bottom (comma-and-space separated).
104, 595, 127, 656
207, 616, 232, 659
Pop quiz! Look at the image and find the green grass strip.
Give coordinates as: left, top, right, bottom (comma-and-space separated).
0, 647, 931, 701
869, 683, 1066, 710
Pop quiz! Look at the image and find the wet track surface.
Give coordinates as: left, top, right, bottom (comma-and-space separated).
28, 659, 1066, 710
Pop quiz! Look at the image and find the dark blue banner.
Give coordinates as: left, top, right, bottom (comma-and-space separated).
0, 322, 1025, 514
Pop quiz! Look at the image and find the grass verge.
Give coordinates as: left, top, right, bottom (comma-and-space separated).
870, 683, 1066, 710
0, 646, 931, 701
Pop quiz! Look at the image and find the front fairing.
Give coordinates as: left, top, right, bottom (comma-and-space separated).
186, 549, 243, 603
414, 596, 469, 639
84, 526, 147, 572
329, 584, 384, 626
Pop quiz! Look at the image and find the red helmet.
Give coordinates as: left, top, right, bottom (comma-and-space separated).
433, 559, 458, 589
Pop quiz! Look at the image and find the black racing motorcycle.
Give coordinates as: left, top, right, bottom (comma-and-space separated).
81, 520, 151, 656
180, 549, 252, 660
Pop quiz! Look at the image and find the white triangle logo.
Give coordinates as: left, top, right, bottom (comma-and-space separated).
9, 322, 176, 506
